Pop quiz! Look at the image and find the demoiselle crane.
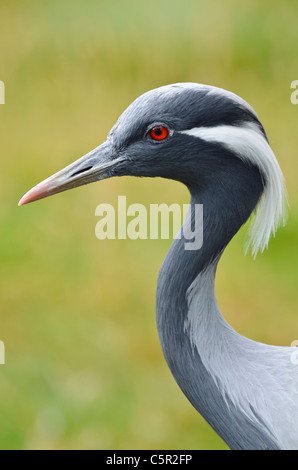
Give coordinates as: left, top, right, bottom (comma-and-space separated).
19, 83, 297, 450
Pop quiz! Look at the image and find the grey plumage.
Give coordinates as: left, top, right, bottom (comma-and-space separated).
19, 83, 296, 450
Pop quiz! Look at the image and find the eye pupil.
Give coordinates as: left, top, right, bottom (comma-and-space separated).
149, 126, 169, 141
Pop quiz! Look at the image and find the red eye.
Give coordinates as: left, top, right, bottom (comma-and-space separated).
149, 126, 169, 141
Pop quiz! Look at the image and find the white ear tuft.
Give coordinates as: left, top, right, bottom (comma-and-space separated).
180, 122, 287, 257
243, 126, 288, 257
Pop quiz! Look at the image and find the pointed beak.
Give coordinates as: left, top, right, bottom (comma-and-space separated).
18, 141, 123, 206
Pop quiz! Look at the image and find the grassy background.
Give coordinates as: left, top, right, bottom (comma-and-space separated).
1, 0, 298, 450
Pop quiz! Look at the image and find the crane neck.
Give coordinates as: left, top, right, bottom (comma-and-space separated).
155, 164, 280, 449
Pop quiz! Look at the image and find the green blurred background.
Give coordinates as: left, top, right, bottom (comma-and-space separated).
1, 0, 298, 450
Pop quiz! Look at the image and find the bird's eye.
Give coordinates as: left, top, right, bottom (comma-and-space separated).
148, 126, 169, 141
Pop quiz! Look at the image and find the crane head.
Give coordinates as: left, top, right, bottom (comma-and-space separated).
18, 83, 264, 206
18, 83, 286, 257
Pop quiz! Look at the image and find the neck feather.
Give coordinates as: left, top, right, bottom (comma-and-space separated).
155, 173, 281, 449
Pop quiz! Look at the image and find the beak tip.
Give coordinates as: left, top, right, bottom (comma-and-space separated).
18, 141, 112, 207
18, 182, 51, 207
18, 195, 31, 206
18, 193, 29, 206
